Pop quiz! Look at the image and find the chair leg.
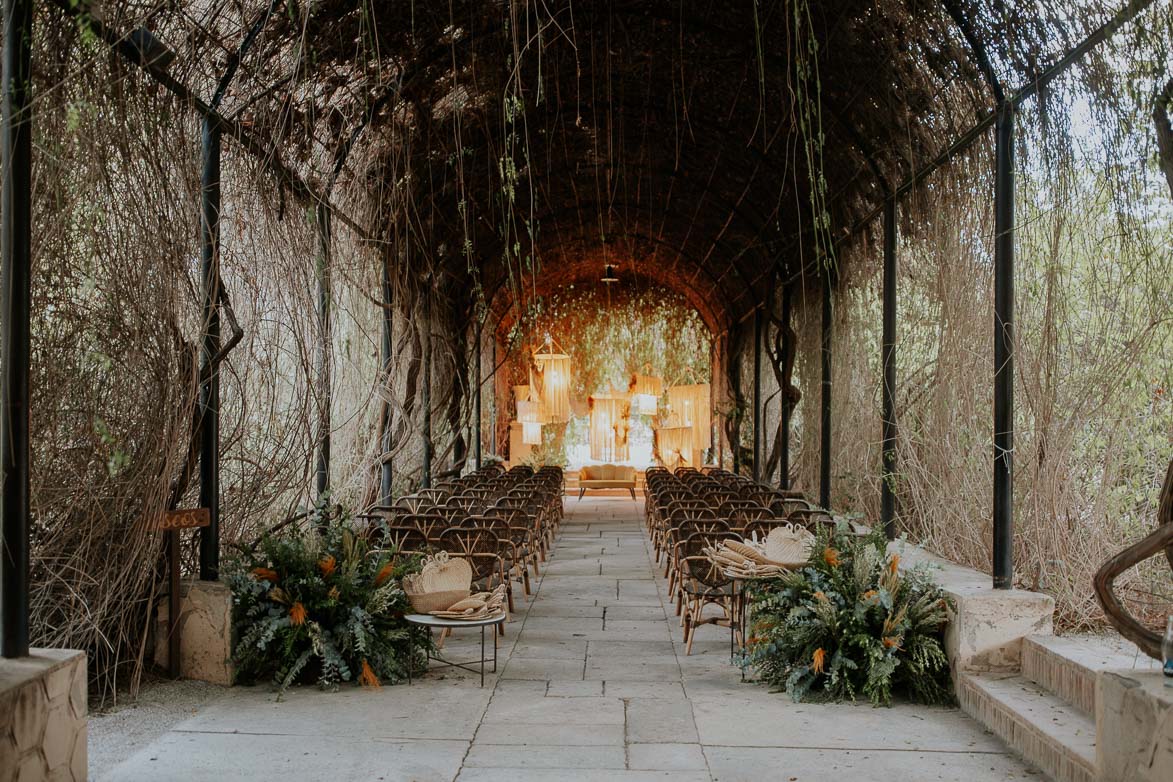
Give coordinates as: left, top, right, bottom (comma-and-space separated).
685, 601, 698, 656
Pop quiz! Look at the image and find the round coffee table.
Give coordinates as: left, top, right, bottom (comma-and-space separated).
405, 612, 507, 687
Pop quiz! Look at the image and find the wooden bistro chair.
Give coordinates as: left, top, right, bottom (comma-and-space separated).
668, 518, 730, 614
679, 530, 743, 655
461, 515, 531, 598
437, 526, 514, 620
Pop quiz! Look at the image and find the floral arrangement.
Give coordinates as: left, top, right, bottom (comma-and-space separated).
742, 525, 954, 706
225, 512, 427, 693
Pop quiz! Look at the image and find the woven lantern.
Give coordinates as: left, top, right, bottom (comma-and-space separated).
667, 383, 711, 451
588, 392, 631, 462
629, 372, 664, 415
534, 344, 571, 423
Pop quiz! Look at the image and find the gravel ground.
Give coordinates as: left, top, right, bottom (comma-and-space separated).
88, 678, 229, 781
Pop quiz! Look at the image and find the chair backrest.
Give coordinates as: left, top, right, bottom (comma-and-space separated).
669, 506, 717, 524
402, 513, 448, 541
418, 488, 450, 504
378, 526, 430, 555
788, 508, 835, 533
771, 498, 813, 517
674, 518, 731, 542
446, 494, 482, 513
395, 494, 430, 513
682, 530, 743, 588
741, 517, 791, 543
437, 526, 503, 581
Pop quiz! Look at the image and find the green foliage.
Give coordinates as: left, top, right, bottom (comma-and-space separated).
743, 526, 954, 707
225, 513, 429, 694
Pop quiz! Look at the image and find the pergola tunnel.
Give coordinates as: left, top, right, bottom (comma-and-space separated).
0, 1, 1171, 780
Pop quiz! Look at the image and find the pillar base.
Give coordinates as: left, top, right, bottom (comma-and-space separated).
0, 649, 87, 782
154, 579, 235, 685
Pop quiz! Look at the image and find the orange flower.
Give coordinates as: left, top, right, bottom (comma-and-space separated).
374, 561, 395, 587
328, 586, 340, 601
289, 601, 307, 626
251, 567, 278, 582
882, 635, 902, 650
888, 554, 900, 576
862, 589, 878, 601
823, 547, 840, 567
318, 555, 337, 578
813, 591, 828, 602
812, 647, 826, 675
358, 659, 381, 688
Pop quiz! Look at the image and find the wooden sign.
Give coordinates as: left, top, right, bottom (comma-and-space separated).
156, 508, 211, 531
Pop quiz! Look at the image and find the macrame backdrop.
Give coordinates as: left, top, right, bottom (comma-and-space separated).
588, 394, 631, 462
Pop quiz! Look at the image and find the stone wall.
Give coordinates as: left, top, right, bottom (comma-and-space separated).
0, 649, 87, 782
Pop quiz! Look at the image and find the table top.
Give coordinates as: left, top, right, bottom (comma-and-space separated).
405, 612, 507, 628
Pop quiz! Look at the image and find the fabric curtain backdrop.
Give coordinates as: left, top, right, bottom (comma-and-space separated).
522, 422, 543, 445
588, 393, 631, 462
629, 373, 664, 415
667, 383, 711, 451
534, 353, 571, 422
655, 425, 694, 470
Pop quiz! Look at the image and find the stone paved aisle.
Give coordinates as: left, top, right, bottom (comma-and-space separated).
100, 495, 1039, 781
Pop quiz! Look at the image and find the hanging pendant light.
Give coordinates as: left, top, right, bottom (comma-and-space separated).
629, 369, 664, 416
534, 335, 571, 423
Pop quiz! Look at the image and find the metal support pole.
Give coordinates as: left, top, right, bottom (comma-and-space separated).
380, 258, 394, 503
421, 286, 433, 488
489, 340, 497, 456
1, 0, 32, 658
198, 117, 221, 582
779, 286, 792, 490
881, 199, 898, 539
819, 268, 833, 509
993, 104, 1015, 589
752, 308, 762, 482
474, 330, 482, 470
315, 204, 331, 502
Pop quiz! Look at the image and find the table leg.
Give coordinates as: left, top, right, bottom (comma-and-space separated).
479, 625, 486, 687
493, 622, 498, 672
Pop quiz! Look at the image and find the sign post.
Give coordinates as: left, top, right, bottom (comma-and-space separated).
155, 508, 210, 678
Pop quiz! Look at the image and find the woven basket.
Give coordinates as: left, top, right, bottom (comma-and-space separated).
764, 524, 815, 568
402, 552, 473, 613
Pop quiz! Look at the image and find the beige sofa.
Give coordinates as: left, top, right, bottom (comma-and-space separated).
578, 464, 637, 499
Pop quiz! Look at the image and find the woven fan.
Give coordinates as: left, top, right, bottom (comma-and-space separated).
764, 524, 815, 568
403, 552, 473, 613
429, 584, 507, 620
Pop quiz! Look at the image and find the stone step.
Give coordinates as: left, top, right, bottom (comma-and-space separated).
958, 672, 1097, 782
1022, 634, 1159, 717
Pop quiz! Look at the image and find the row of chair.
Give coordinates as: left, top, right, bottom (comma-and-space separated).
359, 464, 564, 620
643, 466, 831, 654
